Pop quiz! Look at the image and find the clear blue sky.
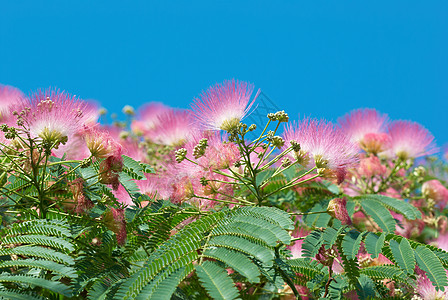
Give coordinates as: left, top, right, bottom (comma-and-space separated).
1, 1, 447, 145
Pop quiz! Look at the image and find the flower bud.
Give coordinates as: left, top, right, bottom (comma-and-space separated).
122, 105, 135, 116
327, 197, 352, 225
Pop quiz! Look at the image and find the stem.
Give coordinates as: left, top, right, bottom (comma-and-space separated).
274, 243, 302, 299
289, 210, 328, 216
264, 168, 318, 198
248, 119, 271, 148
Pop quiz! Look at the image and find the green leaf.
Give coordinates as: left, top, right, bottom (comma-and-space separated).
364, 232, 385, 258
149, 264, 193, 300
304, 202, 331, 228
122, 155, 146, 180
355, 194, 421, 220
1, 235, 74, 252
119, 172, 140, 195
302, 230, 324, 258
0, 259, 77, 278
204, 247, 260, 283
323, 226, 345, 250
286, 258, 326, 283
0, 246, 74, 265
414, 246, 448, 291
0, 289, 45, 300
223, 214, 290, 245
0, 275, 71, 297
208, 235, 274, 266
357, 274, 377, 300
389, 239, 415, 275
195, 261, 239, 300
342, 230, 364, 260
360, 199, 396, 233
360, 265, 408, 283
232, 206, 294, 230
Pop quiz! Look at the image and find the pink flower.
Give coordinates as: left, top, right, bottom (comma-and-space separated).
283, 118, 358, 183
131, 102, 171, 137
190, 79, 259, 131
0, 84, 24, 121
82, 125, 123, 159
415, 268, 448, 300
422, 180, 448, 210
434, 232, 448, 252
148, 109, 197, 147
386, 120, 437, 160
327, 197, 352, 225
184, 131, 240, 171
338, 108, 390, 154
287, 228, 308, 259
104, 208, 127, 246
358, 155, 387, 177
19, 89, 97, 146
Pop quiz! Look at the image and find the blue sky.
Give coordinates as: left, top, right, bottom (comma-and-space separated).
1, 1, 447, 146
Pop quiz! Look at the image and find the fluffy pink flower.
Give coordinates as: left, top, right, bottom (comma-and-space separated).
422, 180, 448, 210
283, 118, 358, 183
109, 208, 127, 246
0, 84, 24, 121
148, 109, 197, 147
415, 268, 448, 300
338, 108, 390, 154
434, 232, 448, 252
131, 102, 171, 137
358, 155, 387, 177
82, 125, 123, 159
190, 79, 259, 131
386, 120, 437, 159
18, 89, 97, 145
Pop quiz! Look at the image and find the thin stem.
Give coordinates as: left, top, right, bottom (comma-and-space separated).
289, 210, 328, 216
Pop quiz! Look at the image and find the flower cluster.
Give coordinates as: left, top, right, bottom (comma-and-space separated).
1, 81, 447, 299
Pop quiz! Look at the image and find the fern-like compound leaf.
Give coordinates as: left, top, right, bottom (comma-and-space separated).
302, 230, 324, 258
195, 261, 240, 300
342, 230, 365, 260
204, 247, 261, 283
0, 275, 71, 297
0, 288, 46, 300
207, 235, 274, 266
360, 199, 396, 233
364, 232, 385, 258
414, 245, 448, 291
0, 259, 77, 278
355, 194, 421, 220
389, 239, 415, 275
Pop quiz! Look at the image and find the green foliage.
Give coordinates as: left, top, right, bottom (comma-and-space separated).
360, 199, 396, 233
364, 232, 385, 258
92, 205, 294, 299
354, 194, 421, 220
389, 239, 415, 275
195, 261, 240, 300
414, 245, 448, 291
0, 219, 75, 298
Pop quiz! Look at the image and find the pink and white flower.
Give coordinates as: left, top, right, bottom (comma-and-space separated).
422, 180, 448, 210
19, 89, 97, 146
386, 120, 437, 160
190, 79, 259, 131
338, 108, 390, 154
283, 118, 358, 183
0, 84, 24, 121
148, 109, 197, 147
131, 102, 171, 137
